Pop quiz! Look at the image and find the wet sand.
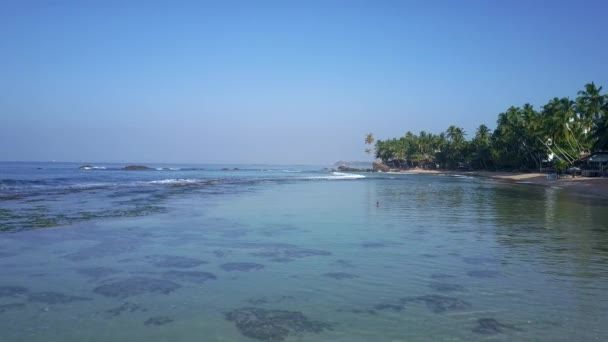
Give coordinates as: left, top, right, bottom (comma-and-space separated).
390, 169, 608, 198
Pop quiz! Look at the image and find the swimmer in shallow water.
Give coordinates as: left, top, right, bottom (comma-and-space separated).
376, 201, 379, 207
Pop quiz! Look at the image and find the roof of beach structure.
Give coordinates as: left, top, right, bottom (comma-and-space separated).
579, 152, 608, 163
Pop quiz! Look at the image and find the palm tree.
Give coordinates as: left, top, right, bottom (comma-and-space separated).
364, 133, 375, 155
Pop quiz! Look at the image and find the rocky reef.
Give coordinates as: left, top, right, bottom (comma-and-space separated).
472, 318, 523, 335
93, 277, 181, 298
122, 165, 155, 171
225, 307, 332, 341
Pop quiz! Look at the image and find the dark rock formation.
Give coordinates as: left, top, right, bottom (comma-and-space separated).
336, 165, 372, 172
225, 307, 332, 341
372, 161, 390, 172
122, 165, 155, 171
93, 277, 181, 298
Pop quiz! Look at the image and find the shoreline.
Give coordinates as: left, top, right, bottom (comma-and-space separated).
386, 168, 608, 199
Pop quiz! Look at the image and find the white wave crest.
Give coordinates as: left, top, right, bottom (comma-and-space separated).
282, 170, 302, 173
307, 172, 366, 180
148, 178, 200, 185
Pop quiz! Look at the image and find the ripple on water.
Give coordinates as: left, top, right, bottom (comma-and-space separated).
472, 318, 524, 335
145, 255, 207, 268
220, 262, 265, 272
162, 270, 217, 283
0, 286, 28, 298
28, 292, 92, 304
323, 272, 359, 280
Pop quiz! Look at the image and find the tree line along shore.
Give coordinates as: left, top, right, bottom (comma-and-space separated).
364, 83, 608, 174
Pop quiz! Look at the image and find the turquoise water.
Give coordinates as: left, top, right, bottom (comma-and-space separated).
1, 163, 608, 341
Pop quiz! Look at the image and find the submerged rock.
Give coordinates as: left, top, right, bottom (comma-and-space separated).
28, 292, 92, 304
467, 270, 501, 278
144, 316, 174, 326
0, 303, 25, 313
162, 270, 217, 283
428, 282, 467, 292
404, 294, 472, 313
0, 286, 28, 298
106, 302, 147, 317
472, 318, 523, 335
146, 255, 207, 268
76, 266, 120, 280
221, 262, 265, 272
93, 277, 181, 298
323, 272, 359, 280
225, 307, 332, 341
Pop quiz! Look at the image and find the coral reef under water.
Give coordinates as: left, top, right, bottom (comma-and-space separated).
93, 277, 181, 298
225, 307, 332, 341
472, 318, 523, 335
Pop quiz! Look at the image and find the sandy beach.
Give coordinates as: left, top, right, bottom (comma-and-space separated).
392, 168, 608, 198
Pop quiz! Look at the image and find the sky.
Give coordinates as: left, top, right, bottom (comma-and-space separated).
1, 0, 607, 165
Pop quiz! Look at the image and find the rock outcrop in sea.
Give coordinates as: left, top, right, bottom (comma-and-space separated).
122, 165, 155, 171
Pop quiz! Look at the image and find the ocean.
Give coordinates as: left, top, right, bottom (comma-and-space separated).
1, 161, 608, 341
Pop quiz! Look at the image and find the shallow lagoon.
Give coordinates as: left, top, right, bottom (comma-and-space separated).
1, 166, 608, 341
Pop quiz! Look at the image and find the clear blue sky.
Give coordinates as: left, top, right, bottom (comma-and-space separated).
1, 0, 607, 164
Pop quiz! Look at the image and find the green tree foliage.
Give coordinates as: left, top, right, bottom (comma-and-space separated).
370, 83, 607, 170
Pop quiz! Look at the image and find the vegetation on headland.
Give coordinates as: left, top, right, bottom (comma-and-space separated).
366, 83, 608, 172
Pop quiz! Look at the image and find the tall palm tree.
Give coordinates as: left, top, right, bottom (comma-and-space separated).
364, 133, 375, 155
